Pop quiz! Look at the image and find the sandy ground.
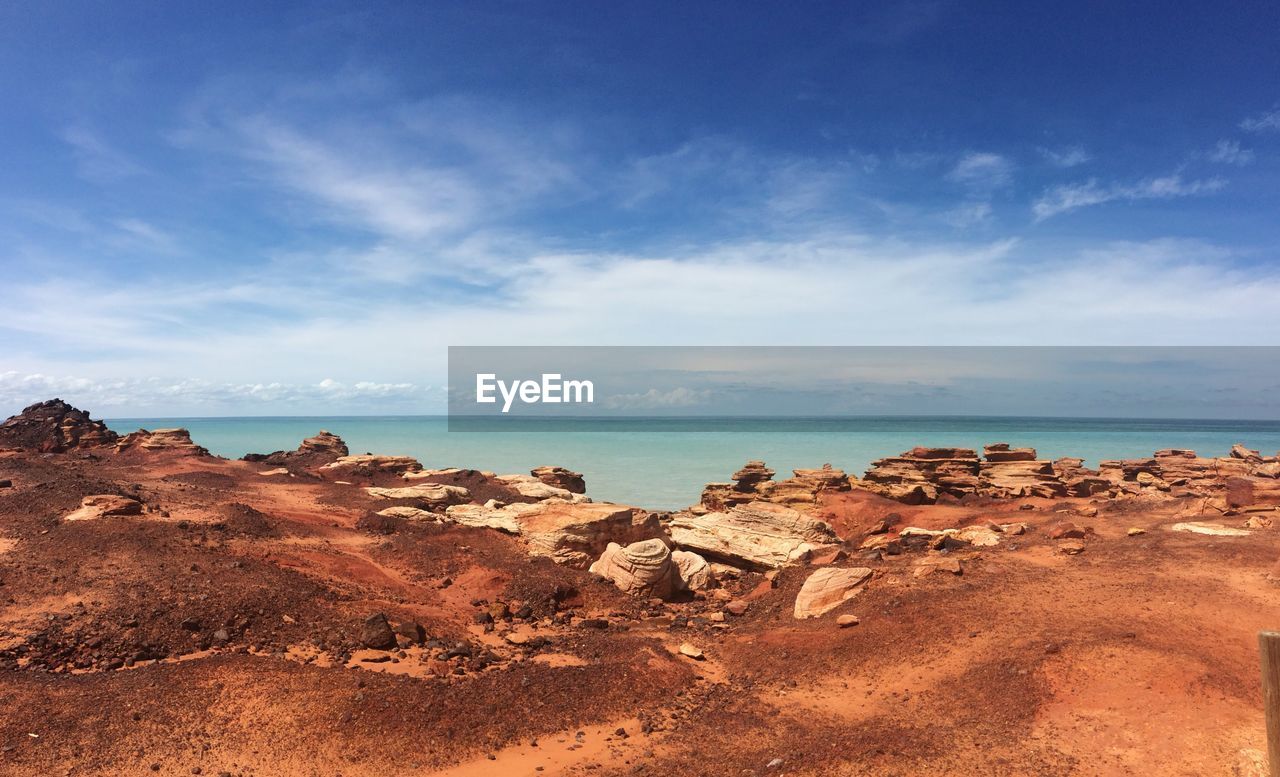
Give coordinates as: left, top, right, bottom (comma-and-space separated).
1, 449, 1278, 776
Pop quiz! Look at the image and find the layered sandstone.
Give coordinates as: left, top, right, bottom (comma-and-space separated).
668, 501, 842, 570
115, 428, 209, 456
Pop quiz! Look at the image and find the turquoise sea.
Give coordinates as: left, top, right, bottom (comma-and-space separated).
105, 416, 1280, 509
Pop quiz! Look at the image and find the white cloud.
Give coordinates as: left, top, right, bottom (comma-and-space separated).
1039, 146, 1090, 168
1241, 107, 1280, 133
1206, 139, 1255, 166
942, 201, 993, 227
947, 152, 1013, 189
1032, 173, 1226, 221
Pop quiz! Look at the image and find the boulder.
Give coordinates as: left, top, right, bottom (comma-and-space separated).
589, 539, 680, 599
793, 567, 873, 619
531, 466, 586, 494
0, 399, 118, 452
861, 448, 981, 504
360, 613, 398, 650
1231, 444, 1263, 464
672, 549, 714, 590
979, 459, 1067, 498
63, 495, 143, 521
668, 501, 843, 570
519, 502, 661, 568
115, 428, 208, 456
443, 502, 526, 534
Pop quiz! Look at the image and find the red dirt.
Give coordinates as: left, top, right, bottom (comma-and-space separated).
2, 446, 1279, 776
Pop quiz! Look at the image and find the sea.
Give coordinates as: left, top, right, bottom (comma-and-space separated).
103, 416, 1280, 510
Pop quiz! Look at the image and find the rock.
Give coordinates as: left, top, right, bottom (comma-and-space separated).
1057, 540, 1086, 555
914, 557, 962, 577
733, 460, 776, 488
360, 614, 397, 650
808, 546, 849, 565
115, 428, 208, 456
495, 474, 587, 502
1245, 516, 1274, 529
1231, 444, 1263, 464
793, 567, 873, 619
299, 430, 349, 457
979, 458, 1067, 498
531, 466, 586, 494
444, 502, 526, 533
1047, 522, 1088, 540
365, 484, 470, 507
589, 539, 679, 599
376, 506, 438, 521
672, 550, 714, 590
836, 614, 860, 628
0, 398, 118, 452
669, 501, 843, 570
519, 502, 662, 568
701, 461, 848, 511
1169, 522, 1251, 537
861, 448, 980, 504
0, 479, 11, 488
983, 443, 1037, 462
1136, 471, 1171, 491
319, 455, 423, 477
1127, 527, 1146, 536
63, 495, 143, 521
678, 642, 704, 660
724, 600, 749, 616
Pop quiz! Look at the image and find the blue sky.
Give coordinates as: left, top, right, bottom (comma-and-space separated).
2, 1, 1279, 415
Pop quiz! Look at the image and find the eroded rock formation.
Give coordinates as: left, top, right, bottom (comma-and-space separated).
668, 501, 842, 569
0, 399, 118, 452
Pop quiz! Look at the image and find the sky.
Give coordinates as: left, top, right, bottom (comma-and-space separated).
1, 1, 1279, 416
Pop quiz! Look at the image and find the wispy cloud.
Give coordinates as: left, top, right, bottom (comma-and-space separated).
1206, 139, 1255, 166
1240, 107, 1280, 133
1032, 173, 1226, 221
603, 386, 712, 410
1038, 145, 1090, 168
942, 201, 993, 227
947, 152, 1013, 190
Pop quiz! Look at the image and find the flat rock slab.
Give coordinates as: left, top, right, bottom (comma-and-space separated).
669, 501, 842, 570
1169, 522, 1251, 537
793, 567, 873, 619
365, 484, 470, 505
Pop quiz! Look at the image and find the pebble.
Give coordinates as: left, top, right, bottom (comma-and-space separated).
836, 614, 860, 628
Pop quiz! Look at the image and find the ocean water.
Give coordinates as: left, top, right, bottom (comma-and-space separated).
105, 416, 1280, 510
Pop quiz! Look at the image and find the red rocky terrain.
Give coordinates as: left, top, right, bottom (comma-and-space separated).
2, 400, 1280, 776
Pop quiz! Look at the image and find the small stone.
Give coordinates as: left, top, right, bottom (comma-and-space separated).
724, 600, 749, 616
836, 614, 860, 628
767, 758, 784, 769
678, 642, 704, 660
1058, 540, 1086, 555
1127, 527, 1146, 536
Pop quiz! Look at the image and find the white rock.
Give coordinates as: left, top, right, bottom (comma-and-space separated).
364, 484, 470, 506
793, 567, 873, 619
589, 539, 679, 598
672, 549, 714, 590
1169, 521, 1251, 537
669, 501, 842, 569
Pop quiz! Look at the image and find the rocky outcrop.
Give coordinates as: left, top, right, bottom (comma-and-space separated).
1052, 458, 1112, 497
701, 461, 851, 511
793, 567, 873, 619
531, 466, 586, 494
245, 430, 350, 467
365, 483, 470, 508
0, 399, 118, 452
979, 446, 1066, 498
669, 501, 842, 570
444, 500, 663, 567
861, 448, 980, 504
115, 428, 209, 456
299, 430, 348, 457
319, 455, 423, 477
64, 495, 143, 521
589, 539, 679, 599
495, 474, 588, 502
